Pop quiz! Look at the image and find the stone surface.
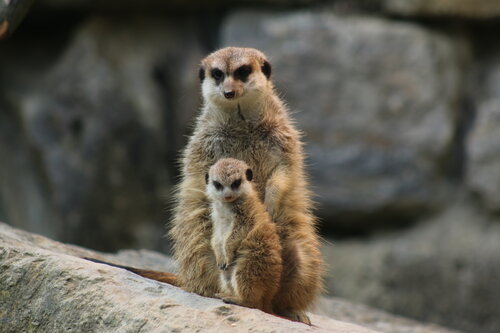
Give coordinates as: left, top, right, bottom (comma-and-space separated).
0, 222, 462, 333
222, 11, 462, 228
379, 0, 500, 18
31, 0, 500, 19
467, 51, 500, 213
0, 0, 35, 39
0, 16, 204, 251
36, 0, 323, 10
35, 0, 500, 18
315, 298, 459, 333
323, 201, 500, 333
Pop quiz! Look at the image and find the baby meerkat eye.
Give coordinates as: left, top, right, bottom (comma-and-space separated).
231, 179, 242, 190
213, 181, 223, 191
245, 168, 253, 181
233, 65, 252, 82
211, 68, 224, 82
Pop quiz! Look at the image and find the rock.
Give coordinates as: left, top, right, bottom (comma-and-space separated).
222, 11, 462, 228
36, 0, 323, 11
0, 222, 368, 333
0, 16, 204, 251
0, 221, 462, 333
467, 51, 500, 213
379, 0, 500, 19
323, 201, 500, 333
315, 297, 460, 333
0, 0, 35, 39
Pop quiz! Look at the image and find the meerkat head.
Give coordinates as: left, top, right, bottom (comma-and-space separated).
205, 158, 254, 203
198, 47, 272, 108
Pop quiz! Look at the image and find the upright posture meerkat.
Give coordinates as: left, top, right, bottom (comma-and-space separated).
170, 47, 323, 324
83, 47, 323, 324
206, 158, 282, 313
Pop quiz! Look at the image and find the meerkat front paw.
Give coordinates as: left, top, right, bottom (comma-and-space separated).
264, 171, 287, 217
218, 262, 228, 270
214, 252, 228, 271
278, 310, 311, 325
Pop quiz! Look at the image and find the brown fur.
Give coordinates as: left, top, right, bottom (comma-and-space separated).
82, 257, 180, 286
169, 47, 324, 324
207, 158, 282, 313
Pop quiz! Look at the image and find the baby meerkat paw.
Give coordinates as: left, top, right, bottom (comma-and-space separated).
218, 262, 228, 270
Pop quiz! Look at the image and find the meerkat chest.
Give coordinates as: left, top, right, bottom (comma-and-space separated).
210, 203, 236, 253
204, 123, 284, 178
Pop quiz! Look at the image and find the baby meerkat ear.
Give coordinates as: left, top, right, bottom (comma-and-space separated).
198, 66, 205, 82
205, 173, 209, 184
245, 168, 253, 181
261, 60, 271, 79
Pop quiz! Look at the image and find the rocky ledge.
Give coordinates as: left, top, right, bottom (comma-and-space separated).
0, 222, 459, 333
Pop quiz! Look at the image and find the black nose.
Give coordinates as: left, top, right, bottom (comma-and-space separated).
224, 91, 235, 99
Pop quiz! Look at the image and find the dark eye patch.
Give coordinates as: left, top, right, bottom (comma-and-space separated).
211, 68, 224, 84
245, 168, 253, 181
233, 65, 252, 82
213, 181, 223, 191
199, 67, 205, 82
261, 61, 271, 79
231, 178, 242, 190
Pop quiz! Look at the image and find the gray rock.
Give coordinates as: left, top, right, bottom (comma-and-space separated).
32, 0, 500, 19
37, 0, 323, 10
0, 221, 460, 333
467, 53, 500, 213
0, 221, 373, 333
222, 11, 462, 228
0, 16, 203, 251
315, 297, 460, 333
379, 0, 500, 18
323, 201, 500, 333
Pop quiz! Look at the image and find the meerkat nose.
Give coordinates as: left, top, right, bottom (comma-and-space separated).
224, 195, 234, 201
224, 91, 235, 99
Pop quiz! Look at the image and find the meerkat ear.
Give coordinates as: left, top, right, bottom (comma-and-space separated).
205, 173, 209, 184
261, 60, 271, 79
198, 66, 205, 82
245, 168, 253, 181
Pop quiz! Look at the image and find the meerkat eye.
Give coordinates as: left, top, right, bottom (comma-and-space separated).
231, 179, 242, 190
213, 181, 223, 191
233, 65, 252, 82
211, 68, 224, 81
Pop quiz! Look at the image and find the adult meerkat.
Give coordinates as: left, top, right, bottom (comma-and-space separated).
83, 47, 323, 324
206, 158, 281, 313
170, 47, 323, 324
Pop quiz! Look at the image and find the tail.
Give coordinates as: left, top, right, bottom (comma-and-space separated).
83, 257, 180, 287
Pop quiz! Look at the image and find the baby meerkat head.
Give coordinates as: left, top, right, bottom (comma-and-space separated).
206, 158, 254, 203
199, 47, 272, 107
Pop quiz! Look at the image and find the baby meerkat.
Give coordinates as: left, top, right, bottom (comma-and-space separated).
206, 158, 282, 313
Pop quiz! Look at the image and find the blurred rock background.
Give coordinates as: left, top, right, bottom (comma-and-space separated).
1, 1, 499, 332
